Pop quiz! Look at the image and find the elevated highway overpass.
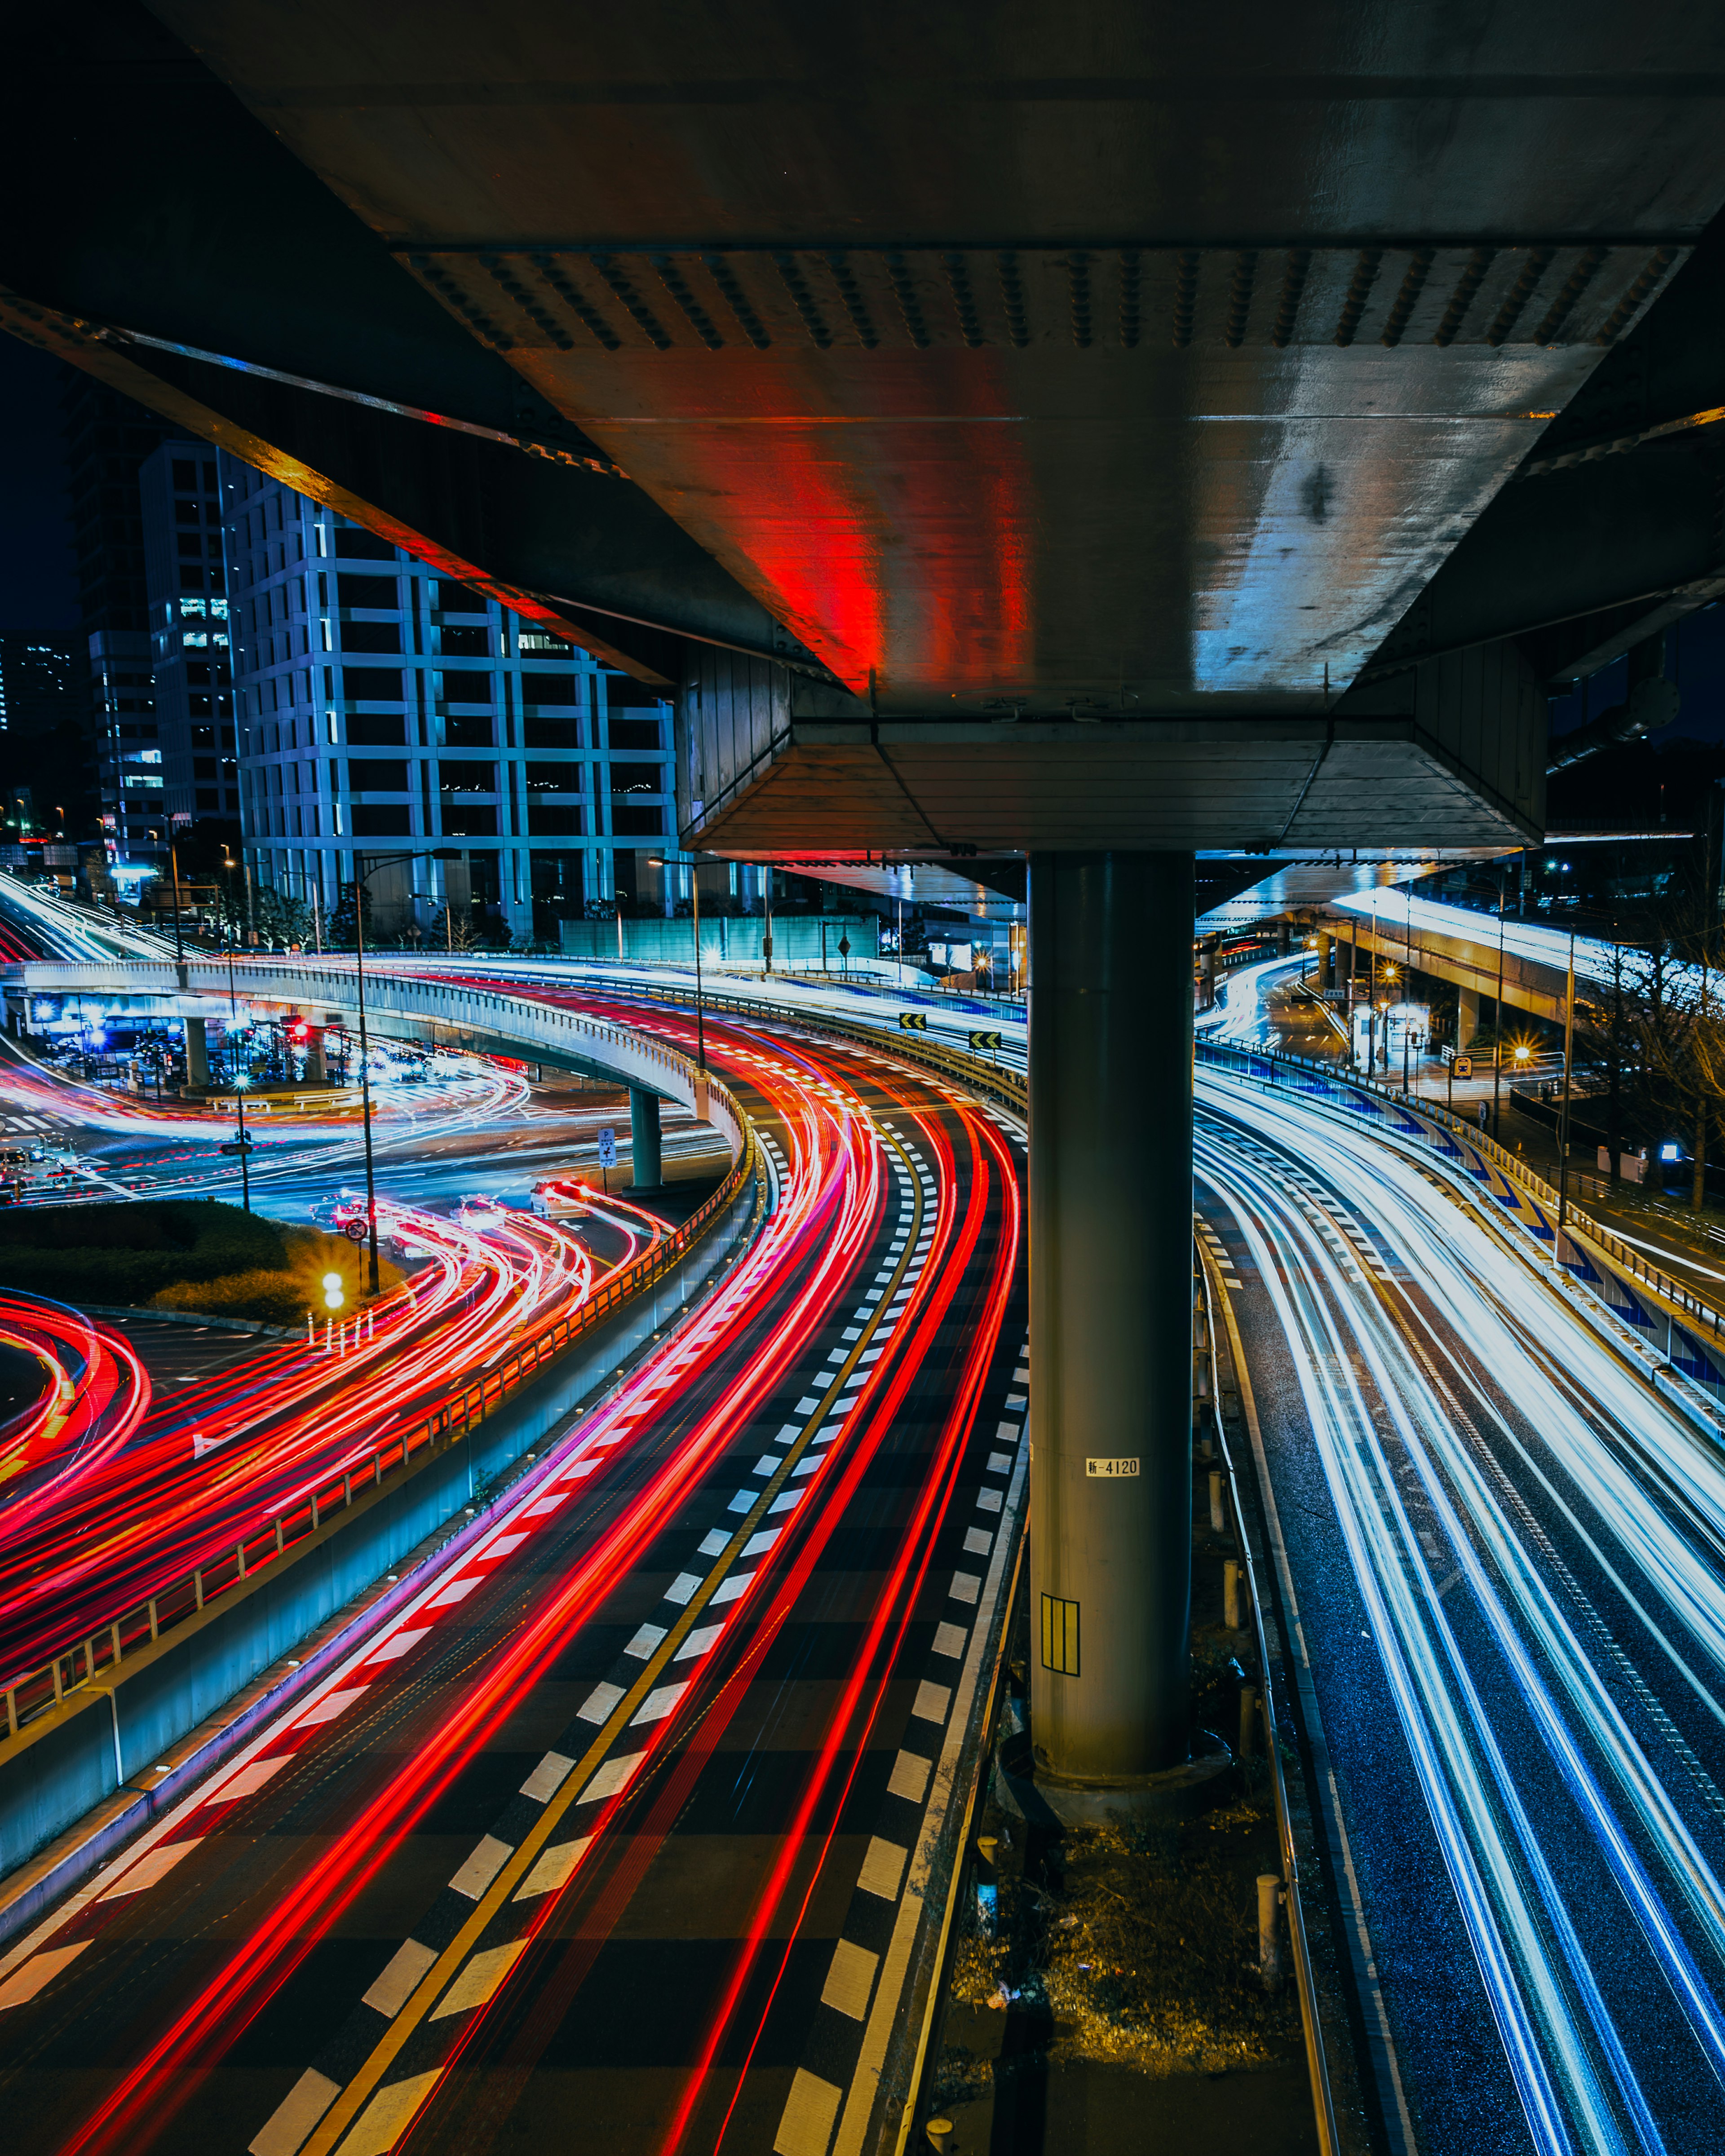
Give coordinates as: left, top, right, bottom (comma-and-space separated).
10, 0, 1725, 1912
1315, 887, 1653, 1037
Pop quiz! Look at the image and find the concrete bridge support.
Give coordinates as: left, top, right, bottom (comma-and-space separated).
183, 1017, 209, 1089
1029, 852, 1194, 1807
1317, 931, 1333, 992
630, 1087, 663, 1190
1457, 987, 1481, 1050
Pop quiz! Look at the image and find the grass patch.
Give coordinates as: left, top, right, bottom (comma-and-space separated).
0, 1201, 399, 1326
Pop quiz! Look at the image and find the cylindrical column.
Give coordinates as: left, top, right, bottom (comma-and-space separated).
1457, 986, 1480, 1050
305, 1021, 328, 1082
629, 1087, 663, 1189
1316, 930, 1332, 991
183, 1016, 209, 1089
1029, 851, 1193, 1789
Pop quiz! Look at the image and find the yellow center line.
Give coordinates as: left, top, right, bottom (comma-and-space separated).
299, 1117, 929, 2154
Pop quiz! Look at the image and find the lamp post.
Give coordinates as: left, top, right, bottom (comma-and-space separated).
650, 853, 707, 1073
347, 848, 460, 1293
223, 913, 251, 1211
168, 824, 186, 966
1556, 928, 1577, 1262
1493, 866, 1508, 1140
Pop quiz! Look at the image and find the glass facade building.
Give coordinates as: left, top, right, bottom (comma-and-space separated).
216, 456, 674, 943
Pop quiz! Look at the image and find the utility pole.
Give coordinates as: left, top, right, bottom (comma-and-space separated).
1557, 929, 1576, 1260
346, 847, 457, 1294
225, 919, 251, 1212
167, 828, 186, 966
353, 873, 381, 1295
691, 859, 707, 1071
1493, 866, 1508, 1139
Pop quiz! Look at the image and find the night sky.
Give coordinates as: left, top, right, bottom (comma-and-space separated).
3, 331, 1724, 751
0, 337, 78, 636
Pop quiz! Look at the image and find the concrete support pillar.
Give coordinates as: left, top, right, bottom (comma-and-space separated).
1316, 930, 1332, 990
305, 1026, 328, 1083
630, 1087, 663, 1189
184, 1016, 209, 1089
1276, 920, 1291, 955
1457, 986, 1480, 1051
1029, 852, 1193, 1796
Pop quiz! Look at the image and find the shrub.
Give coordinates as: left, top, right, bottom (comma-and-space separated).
151, 1226, 402, 1328
0, 1202, 400, 1323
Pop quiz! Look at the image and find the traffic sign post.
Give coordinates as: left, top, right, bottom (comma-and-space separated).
597, 1126, 617, 1194
969, 1029, 1002, 1058
898, 1012, 928, 1032
218, 1140, 255, 1156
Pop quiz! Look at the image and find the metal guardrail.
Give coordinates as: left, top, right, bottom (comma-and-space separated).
578, 974, 1033, 1118
1198, 1246, 1339, 2155
1197, 1039, 1725, 1340
0, 1086, 763, 1748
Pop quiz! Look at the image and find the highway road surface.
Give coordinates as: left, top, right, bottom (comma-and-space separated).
0, 982, 1027, 2156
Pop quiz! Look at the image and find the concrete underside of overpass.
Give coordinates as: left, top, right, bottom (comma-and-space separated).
10, 7, 1725, 861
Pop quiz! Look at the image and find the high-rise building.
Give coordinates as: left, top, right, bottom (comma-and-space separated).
87, 630, 160, 869
59, 371, 196, 872
0, 638, 82, 739
139, 443, 238, 849
60, 372, 192, 638
217, 457, 675, 943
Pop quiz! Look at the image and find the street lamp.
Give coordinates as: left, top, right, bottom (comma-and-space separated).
347, 848, 460, 1293
650, 854, 706, 1072
221, 907, 252, 1211
145, 826, 187, 968
231, 1071, 252, 1212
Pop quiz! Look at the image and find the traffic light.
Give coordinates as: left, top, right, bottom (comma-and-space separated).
898, 1011, 929, 1032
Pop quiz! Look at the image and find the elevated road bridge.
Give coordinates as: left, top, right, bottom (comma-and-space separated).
8, 0, 1725, 1970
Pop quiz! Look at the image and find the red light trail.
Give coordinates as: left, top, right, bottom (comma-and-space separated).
0, 983, 1027, 2156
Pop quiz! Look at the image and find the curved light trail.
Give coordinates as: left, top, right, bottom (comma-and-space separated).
1197, 1054, 1725, 2156
0, 981, 1026, 2156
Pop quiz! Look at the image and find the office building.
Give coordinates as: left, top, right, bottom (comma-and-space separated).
139, 443, 239, 846
0, 639, 81, 739
218, 457, 674, 944
60, 372, 197, 873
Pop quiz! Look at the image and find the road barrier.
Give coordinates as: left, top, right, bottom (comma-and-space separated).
1197, 1039, 1725, 1424
0, 977, 772, 1895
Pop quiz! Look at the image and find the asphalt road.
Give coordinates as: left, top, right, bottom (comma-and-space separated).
1197, 1060, 1725, 2156
0, 994, 1027, 2156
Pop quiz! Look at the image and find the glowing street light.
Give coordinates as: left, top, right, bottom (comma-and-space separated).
322, 1271, 345, 1312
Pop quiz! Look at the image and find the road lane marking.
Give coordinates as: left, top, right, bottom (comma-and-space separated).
290, 1111, 934, 2156
98, 1839, 202, 1899
887, 1751, 931, 1803
431, 1940, 527, 2020
362, 1940, 439, 2019
447, 1837, 513, 1900
822, 1939, 880, 2021
248, 2067, 341, 2156
519, 1752, 575, 1802
0, 1940, 90, 2010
